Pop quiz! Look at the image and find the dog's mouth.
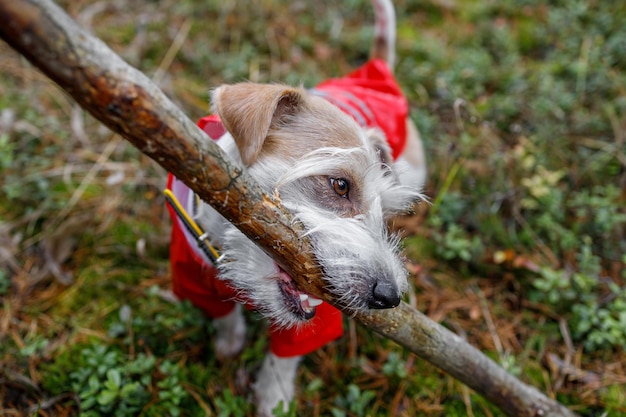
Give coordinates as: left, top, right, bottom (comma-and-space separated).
276, 265, 323, 320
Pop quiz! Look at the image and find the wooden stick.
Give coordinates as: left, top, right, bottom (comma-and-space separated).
0, 1, 578, 416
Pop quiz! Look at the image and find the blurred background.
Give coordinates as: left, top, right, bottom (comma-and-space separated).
1, 0, 625, 415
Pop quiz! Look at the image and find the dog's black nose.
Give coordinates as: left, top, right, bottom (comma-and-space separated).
368, 281, 401, 309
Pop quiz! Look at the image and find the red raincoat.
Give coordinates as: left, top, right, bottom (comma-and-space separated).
312, 58, 408, 159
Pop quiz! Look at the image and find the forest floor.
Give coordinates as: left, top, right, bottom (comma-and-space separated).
1, 0, 625, 416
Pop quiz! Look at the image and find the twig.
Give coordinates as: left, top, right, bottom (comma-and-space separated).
152, 18, 192, 85
22, 135, 122, 249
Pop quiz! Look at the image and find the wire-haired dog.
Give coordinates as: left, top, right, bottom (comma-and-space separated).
165, 0, 426, 415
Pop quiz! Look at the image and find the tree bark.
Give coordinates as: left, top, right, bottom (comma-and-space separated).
0, 1, 577, 416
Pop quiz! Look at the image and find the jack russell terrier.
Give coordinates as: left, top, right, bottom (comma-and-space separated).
165, 0, 426, 414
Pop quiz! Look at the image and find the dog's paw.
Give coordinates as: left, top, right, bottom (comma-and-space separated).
254, 353, 301, 417
213, 305, 246, 359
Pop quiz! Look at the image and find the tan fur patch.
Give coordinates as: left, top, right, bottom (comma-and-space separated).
212, 83, 365, 166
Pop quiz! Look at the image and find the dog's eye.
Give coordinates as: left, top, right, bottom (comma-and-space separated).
330, 178, 349, 198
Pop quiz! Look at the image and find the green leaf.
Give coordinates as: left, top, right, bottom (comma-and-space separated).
98, 389, 119, 406
120, 381, 142, 398
105, 368, 122, 391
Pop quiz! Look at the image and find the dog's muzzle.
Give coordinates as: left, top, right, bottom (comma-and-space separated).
367, 281, 401, 309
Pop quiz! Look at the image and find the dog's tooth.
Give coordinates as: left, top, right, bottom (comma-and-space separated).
308, 296, 323, 307
299, 293, 309, 302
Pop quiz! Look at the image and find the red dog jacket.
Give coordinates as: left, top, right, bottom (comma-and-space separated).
312, 58, 408, 159
168, 59, 407, 358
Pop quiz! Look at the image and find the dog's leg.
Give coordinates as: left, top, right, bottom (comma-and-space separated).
253, 353, 301, 417
397, 119, 427, 190
213, 304, 247, 359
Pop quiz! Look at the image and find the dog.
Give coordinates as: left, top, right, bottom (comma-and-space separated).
165, 0, 426, 415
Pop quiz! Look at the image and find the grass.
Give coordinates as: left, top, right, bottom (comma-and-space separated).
1, 0, 625, 415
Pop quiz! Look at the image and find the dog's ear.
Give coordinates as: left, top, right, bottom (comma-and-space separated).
211, 83, 304, 166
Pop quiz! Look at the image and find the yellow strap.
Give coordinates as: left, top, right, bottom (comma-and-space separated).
163, 188, 221, 262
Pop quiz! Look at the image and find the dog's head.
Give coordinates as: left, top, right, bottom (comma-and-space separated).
209, 83, 422, 328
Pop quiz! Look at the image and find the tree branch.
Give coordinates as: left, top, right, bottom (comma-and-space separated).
0, 1, 577, 416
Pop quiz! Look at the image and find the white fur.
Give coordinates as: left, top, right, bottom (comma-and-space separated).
373, 0, 397, 66
201, 137, 421, 328
213, 305, 247, 359
253, 354, 301, 417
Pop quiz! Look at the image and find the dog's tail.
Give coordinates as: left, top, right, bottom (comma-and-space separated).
371, 0, 397, 69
